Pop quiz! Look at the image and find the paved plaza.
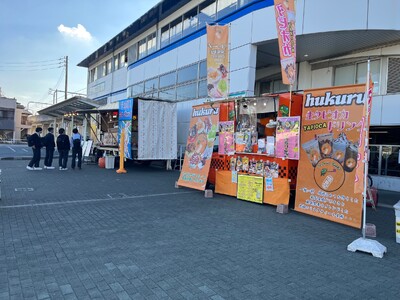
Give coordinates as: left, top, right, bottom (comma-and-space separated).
0, 159, 399, 299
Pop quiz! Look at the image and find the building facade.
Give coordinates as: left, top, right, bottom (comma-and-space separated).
78, 0, 400, 190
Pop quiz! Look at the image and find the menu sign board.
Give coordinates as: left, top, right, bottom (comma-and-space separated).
295, 84, 366, 228
237, 175, 264, 204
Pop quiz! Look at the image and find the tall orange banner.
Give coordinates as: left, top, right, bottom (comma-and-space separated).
354, 77, 374, 194
206, 25, 229, 99
295, 84, 366, 228
274, 0, 296, 85
178, 104, 220, 190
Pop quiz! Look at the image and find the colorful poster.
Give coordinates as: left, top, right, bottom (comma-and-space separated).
295, 84, 366, 228
206, 25, 229, 98
274, 0, 296, 85
275, 116, 300, 160
218, 133, 234, 155
118, 98, 133, 159
237, 175, 264, 204
218, 121, 235, 155
178, 104, 220, 190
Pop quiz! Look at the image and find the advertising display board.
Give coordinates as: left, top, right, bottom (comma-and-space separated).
206, 25, 229, 99
237, 175, 264, 204
276, 116, 300, 160
295, 84, 366, 228
178, 104, 220, 190
118, 98, 133, 159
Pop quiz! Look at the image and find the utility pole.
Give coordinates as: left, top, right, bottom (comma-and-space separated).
65, 56, 68, 100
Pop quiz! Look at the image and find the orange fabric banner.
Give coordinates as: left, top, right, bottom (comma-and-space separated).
274, 0, 296, 85
295, 84, 366, 228
263, 178, 290, 206
206, 25, 229, 99
354, 77, 374, 194
215, 170, 237, 196
178, 104, 220, 190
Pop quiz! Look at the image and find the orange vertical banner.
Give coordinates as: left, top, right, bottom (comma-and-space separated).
206, 25, 229, 99
274, 0, 296, 85
354, 76, 374, 194
295, 84, 367, 228
178, 104, 220, 190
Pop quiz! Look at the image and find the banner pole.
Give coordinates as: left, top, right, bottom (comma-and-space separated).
361, 61, 371, 239
347, 59, 387, 258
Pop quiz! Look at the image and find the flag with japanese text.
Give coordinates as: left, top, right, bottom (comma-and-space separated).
274, 0, 296, 85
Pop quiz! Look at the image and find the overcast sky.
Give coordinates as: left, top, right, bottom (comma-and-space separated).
0, 0, 160, 111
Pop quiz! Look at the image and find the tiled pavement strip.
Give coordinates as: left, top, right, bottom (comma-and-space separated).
0, 159, 399, 300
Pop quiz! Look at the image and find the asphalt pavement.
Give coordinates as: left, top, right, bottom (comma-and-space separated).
0, 159, 400, 299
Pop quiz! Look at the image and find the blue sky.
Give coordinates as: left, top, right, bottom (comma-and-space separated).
0, 0, 160, 111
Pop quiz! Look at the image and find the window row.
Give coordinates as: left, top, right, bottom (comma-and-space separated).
128, 61, 208, 101
89, 0, 256, 83
89, 50, 129, 83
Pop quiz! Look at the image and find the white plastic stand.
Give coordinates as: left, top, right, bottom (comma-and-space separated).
347, 237, 387, 258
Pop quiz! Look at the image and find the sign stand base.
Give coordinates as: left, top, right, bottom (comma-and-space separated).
347, 237, 387, 258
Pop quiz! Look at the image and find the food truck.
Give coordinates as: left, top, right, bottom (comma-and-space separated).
85, 97, 177, 163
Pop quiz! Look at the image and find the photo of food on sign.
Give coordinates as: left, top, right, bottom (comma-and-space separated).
301, 132, 359, 191
207, 64, 228, 98
185, 116, 218, 170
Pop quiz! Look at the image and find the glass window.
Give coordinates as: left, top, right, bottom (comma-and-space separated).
159, 71, 176, 88
238, 0, 256, 8
102, 62, 106, 77
199, 60, 207, 78
334, 65, 354, 86
335, 60, 381, 94
107, 59, 112, 74
138, 38, 147, 59
147, 32, 157, 55
159, 87, 176, 100
95, 66, 100, 80
161, 25, 170, 48
90, 68, 96, 82
369, 145, 380, 175
177, 82, 197, 101
183, 8, 198, 36
177, 64, 198, 84
114, 54, 119, 70
120, 50, 128, 68
198, 80, 208, 98
199, 0, 217, 28
170, 17, 183, 44
128, 44, 138, 65
217, 0, 237, 18
356, 60, 380, 94
129, 82, 145, 97
144, 77, 158, 94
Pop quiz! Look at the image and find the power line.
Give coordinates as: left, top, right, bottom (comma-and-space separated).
0, 66, 64, 72
0, 57, 64, 65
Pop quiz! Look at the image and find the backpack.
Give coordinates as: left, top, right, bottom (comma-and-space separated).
27, 135, 34, 147
73, 138, 81, 149
57, 135, 68, 149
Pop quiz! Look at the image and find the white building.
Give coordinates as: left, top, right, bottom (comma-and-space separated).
78, 0, 400, 190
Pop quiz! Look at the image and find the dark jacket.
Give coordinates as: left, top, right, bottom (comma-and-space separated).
29, 133, 42, 149
44, 133, 56, 148
56, 134, 71, 151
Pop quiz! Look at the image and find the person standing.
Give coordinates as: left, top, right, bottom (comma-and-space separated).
43, 127, 56, 169
27, 127, 43, 170
70, 128, 83, 170
56, 128, 70, 170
